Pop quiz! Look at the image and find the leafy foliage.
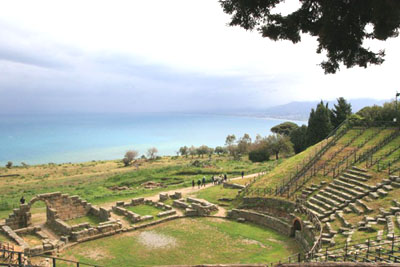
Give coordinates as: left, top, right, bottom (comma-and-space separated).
219, 0, 400, 73
290, 125, 308, 154
271, 121, 299, 136
307, 101, 332, 145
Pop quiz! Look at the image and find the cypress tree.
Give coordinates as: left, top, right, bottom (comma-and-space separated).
331, 97, 352, 128
307, 101, 333, 145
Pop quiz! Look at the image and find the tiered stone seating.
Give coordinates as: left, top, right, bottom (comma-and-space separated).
306, 167, 374, 219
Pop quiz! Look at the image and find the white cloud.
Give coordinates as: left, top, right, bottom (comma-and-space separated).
0, 0, 399, 114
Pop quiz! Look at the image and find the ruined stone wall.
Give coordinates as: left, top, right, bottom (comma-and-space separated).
227, 209, 292, 236
242, 197, 296, 218
5, 192, 95, 230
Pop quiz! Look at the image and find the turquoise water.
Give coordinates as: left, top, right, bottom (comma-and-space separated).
0, 113, 304, 165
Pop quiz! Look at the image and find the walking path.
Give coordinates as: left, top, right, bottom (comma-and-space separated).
103, 171, 265, 209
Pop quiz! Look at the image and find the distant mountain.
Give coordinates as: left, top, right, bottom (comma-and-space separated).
263, 98, 388, 121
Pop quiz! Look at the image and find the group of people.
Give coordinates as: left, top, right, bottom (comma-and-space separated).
191, 173, 233, 189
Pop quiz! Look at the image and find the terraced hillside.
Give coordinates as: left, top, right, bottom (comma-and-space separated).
244, 123, 400, 263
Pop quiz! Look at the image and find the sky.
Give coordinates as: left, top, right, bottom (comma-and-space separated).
0, 0, 399, 114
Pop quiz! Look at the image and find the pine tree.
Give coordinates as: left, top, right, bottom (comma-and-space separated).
331, 97, 352, 128
307, 101, 333, 145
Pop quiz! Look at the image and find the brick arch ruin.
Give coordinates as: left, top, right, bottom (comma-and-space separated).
5, 192, 102, 230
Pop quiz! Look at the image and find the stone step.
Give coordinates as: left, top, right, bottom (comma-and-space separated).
306, 201, 327, 216
333, 180, 368, 195
383, 185, 393, 191
342, 172, 369, 182
324, 187, 353, 201
319, 190, 347, 204
329, 183, 364, 198
338, 176, 374, 191
369, 192, 379, 199
308, 208, 324, 219
352, 166, 368, 173
309, 197, 334, 212
348, 168, 372, 178
349, 203, 363, 215
377, 188, 388, 197
314, 193, 341, 208
356, 200, 373, 213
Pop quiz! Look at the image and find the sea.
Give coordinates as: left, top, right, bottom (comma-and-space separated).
0, 113, 305, 166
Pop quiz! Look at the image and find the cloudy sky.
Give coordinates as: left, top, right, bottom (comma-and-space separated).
0, 0, 399, 114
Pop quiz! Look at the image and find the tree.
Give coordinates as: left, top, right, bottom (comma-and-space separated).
271, 122, 299, 136
147, 147, 158, 160
188, 146, 197, 159
237, 133, 252, 154
215, 146, 226, 155
123, 150, 138, 166
225, 134, 238, 157
197, 145, 210, 158
307, 101, 332, 145
290, 125, 308, 154
225, 134, 236, 146
266, 134, 293, 160
179, 146, 189, 157
331, 97, 352, 128
6, 161, 12, 169
249, 144, 271, 162
219, 0, 400, 74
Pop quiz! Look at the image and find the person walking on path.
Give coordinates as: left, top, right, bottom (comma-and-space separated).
211, 175, 215, 185
197, 179, 201, 189
224, 174, 227, 182
20, 196, 25, 205
241, 171, 244, 179
202, 176, 206, 187
192, 180, 195, 188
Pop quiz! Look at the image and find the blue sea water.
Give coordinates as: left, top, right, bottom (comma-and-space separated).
0, 113, 305, 166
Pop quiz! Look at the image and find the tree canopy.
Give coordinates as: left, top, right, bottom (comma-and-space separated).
331, 97, 352, 128
271, 121, 299, 136
219, 0, 400, 74
307, 101, 332, 145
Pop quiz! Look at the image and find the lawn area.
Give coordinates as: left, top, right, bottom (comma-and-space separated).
0, 232, 15, 244
59, 217, 301, 266
66, 214, 105, 226
189, 185, 239, 209
0, 156, 275, 220
125, 205, 162, 217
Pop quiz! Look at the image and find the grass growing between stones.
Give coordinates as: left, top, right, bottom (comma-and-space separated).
125, 205, 162, 217
59, 217, 300, 266
21, 233, 42, 247
66, 214, 104, 226
0, 156, 274, 221
189, 185, 239, 209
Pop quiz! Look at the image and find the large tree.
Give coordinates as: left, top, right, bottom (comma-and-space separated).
271, 121, 299, 136
307, 101, 332, 145
290, 125, 308, 154
266, 134, 293, 160
331, 97, 352, 128
219, 0, 400, 74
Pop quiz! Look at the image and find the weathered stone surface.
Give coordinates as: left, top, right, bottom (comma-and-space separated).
157, 210, 176, 217
159, 193, 169, 202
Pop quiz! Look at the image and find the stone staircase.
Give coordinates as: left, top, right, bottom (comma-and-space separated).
306, 166, 376, 219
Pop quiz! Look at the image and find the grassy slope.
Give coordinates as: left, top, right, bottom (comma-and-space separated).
59, 217, 300, 266
0, 156, 275, 219
247, 127, 399, 197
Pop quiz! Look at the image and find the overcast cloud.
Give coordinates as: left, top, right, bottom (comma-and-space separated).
0, 0, 399, 114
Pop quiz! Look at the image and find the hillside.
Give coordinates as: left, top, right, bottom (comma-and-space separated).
245, 121, 400, 261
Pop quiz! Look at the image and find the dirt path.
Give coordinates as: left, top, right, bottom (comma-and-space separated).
103, 171, 264, 209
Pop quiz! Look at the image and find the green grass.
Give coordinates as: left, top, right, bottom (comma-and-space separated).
66, 214, 105, 226
0, 156, 274, 220
0, 232, 15, 244
190, 185, 240, 209
125, 205, 162, 217
59, 217, 300, 266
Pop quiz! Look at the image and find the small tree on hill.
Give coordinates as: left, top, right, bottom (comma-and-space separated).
215, 146, 226, 155
123, 150, 138, 166
147, 147, 158, 160
6, 161, 12, 169
266, 134, 293, 160
179, 146, 189, 157
237, 133, 252, 154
